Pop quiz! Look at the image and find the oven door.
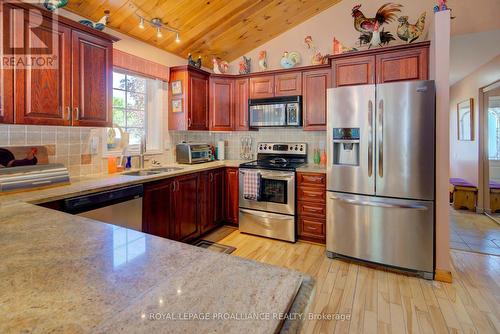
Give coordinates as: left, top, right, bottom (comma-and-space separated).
239, 169, 295, 215
249, 104, 287, 127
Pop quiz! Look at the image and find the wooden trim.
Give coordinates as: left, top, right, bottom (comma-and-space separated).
5, 0, 119, 42
113, 49, 169, 81
434, 269, 453, 283
329, 41, 430, 60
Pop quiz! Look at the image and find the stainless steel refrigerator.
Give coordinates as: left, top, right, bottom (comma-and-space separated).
326, 81, 435, 279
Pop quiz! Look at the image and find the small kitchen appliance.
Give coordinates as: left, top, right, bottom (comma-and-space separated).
239, 142, 307, 242
176, 143, 211, 164
248, 96, 302, 128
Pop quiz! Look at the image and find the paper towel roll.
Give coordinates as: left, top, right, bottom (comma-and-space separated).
217, 141, 225, 160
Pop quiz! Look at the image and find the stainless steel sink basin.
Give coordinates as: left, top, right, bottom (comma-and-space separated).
122, 170, 161, 177
122, 167, 183, 177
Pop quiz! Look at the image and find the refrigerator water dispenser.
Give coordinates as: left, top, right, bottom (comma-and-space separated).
332, 128, 360, 166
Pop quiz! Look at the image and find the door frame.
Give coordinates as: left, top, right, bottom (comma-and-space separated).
479, 80, 500, 213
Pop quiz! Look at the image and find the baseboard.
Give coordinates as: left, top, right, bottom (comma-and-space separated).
434, 269, 453, 283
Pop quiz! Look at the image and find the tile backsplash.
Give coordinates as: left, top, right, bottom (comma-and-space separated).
1, 125, 327, 178
166, 129, 327, 164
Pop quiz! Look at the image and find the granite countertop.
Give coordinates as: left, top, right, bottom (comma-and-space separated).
0, 160, 315, 333
296, 164, 327, 173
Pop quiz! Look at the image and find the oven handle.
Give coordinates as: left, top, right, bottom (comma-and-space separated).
240, 170, 294, 180
240, 209, 293, 220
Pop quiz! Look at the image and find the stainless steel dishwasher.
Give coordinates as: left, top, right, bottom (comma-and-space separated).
62, 185, 143, 232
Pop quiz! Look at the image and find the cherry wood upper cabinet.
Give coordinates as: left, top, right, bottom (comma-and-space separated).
375, 46, 429, 83
275, 71, 302, 96
169, 66, 209, 131
234, 78, 249, 131
302, 69, 331, 131
72, 31, 113, 127
224, 168, 239, 226
249, 75, 274, 99
332, 55, 375, 87
209, 77, 234, 131
15, 19, 72, 125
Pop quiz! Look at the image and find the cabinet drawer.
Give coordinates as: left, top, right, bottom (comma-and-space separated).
298, 201, 326, 218
297, 172, 326, 188
299, 216, 325, 237
298, 187, 326, 203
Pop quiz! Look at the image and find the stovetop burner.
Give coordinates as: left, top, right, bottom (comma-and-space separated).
239, 142, 308, 171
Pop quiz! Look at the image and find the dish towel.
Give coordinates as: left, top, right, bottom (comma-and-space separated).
243, 170, 261, 200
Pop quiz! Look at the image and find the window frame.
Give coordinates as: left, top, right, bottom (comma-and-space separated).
103, 69, 164, 157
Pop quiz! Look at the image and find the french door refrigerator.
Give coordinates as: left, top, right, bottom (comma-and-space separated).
326, 81, 435, 279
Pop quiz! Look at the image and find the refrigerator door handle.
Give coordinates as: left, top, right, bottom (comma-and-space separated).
378, 99, 384, 178
368, 100, 374, 177
329, 194, 428, 210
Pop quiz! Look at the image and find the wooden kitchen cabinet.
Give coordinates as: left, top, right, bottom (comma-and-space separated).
302, 68, 331, 130
224, 167, 239, 226
297, 172, 326, 243
71, 30, 113, 127
173, 173, 200, 242
143, 179, 175, 239
1, 1, 116, 127
376, 46, 429, 83
234, 78, 250, 131
275, 71, 302, 96
13, 9, 72, 125
200, 168, 225, 234
249, 75, 275, 99
332, 55, 375, 87
169, 66, 210, 131
209, 77, 234, 131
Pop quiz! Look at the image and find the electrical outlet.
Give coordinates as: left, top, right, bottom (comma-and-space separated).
90, 136, 99, 155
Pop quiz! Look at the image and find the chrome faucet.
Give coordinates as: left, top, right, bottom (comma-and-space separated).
139, 136, 146, 169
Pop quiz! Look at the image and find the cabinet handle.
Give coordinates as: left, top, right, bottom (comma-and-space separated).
74, 107, 80, 121
188, 118, 192, 128
66, 106, 71, 120
209, 173, 213, 182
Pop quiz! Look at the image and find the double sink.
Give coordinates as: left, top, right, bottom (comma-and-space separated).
122, 167, 183, 177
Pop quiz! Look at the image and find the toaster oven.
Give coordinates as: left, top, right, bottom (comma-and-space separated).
176, 143, 211, 164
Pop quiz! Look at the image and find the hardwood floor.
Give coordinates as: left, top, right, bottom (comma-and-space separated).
204, 227, 500, 334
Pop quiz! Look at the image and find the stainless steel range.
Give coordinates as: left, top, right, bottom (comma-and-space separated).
238, 143, 307, 242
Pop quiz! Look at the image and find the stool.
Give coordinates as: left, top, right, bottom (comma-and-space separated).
453, 185, 477, 211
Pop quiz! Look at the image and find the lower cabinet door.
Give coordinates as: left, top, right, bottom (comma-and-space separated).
174, 173, 200, 242
143, 180, 174, 239
224, 168, 239, 225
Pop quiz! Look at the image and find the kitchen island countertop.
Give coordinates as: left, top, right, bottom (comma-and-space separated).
0, 160, 314, 333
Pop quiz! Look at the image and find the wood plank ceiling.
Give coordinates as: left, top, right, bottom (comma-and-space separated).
64, 0, 342, 67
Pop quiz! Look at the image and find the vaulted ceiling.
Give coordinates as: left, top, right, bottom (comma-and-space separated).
64, 0, 342, 66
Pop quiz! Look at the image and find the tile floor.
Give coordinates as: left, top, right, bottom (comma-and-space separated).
449, 208, 500, 256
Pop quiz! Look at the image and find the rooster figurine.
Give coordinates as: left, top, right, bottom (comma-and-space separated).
397, 12, 426, 43
239, 56, 251, 74
304, 36, 326, 65
352, 3, 401, 47
212, 57, 229, 74
258, 51, 268, 71
195, 56, 202, 69
280, 51, 301, 69
43, 0, 68, 11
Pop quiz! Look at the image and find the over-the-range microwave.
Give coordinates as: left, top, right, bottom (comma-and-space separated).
248, 96, 302, 128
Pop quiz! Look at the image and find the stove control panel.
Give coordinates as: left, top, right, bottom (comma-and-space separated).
257, 143, 307, 155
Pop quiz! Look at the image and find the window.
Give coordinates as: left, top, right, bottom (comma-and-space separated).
488, 107, 500, 160
105, 70, 164, 155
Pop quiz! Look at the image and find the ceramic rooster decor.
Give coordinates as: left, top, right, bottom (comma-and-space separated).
43, 0, 68, 11
397, 12, 426, 43
195, 56, 202, 69
258, 51, 268, 71
239, 56, 251, 75
351, 3, 401, 47
304, 36, 326, 65
187, 53, 196, 67
212, 57, 229, 74
79, 10, 110, 31
333, 38, 358, 55
280, 51, 301, 69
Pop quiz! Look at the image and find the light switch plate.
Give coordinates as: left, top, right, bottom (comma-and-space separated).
90, 136, 99, 155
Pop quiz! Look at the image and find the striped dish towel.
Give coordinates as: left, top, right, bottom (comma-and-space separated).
243, 170, 261, 200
